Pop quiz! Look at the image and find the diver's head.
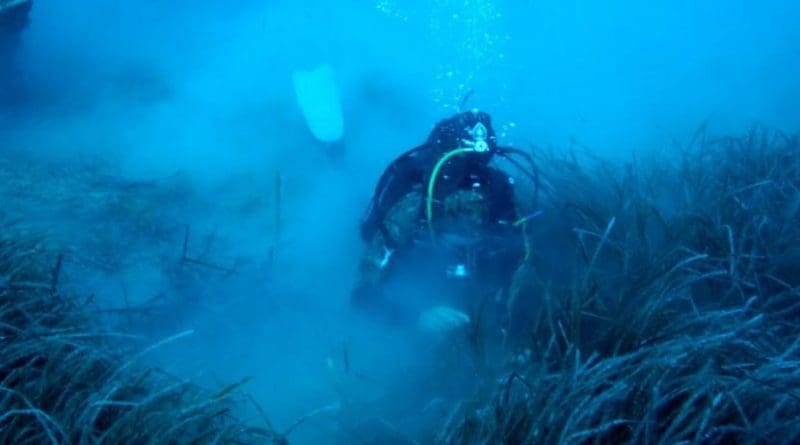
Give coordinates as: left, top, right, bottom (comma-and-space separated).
426, 109, 498, 155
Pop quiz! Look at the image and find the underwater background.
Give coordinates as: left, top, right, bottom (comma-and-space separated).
2, 1, 800, 444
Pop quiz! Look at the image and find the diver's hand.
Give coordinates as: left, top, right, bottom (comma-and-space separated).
418, 306, 471, 333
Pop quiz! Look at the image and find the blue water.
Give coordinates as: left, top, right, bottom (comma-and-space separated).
2, 1, 799, 443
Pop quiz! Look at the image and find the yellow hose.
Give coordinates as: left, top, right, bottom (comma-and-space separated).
426, 147, 476, 242
426, 147, 532, 261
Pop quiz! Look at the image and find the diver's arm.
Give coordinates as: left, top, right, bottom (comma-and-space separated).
485, 166, 524, 233
350, 231, 418, 326
479, 166, 529, 298
359, 146, 428, 241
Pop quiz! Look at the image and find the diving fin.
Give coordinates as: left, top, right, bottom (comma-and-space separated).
292, 64, 344, 145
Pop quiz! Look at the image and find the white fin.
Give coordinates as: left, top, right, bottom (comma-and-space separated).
292, 65, 344, 143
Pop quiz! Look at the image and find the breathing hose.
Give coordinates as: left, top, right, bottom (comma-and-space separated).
426, 147, 477, 242
425, 145, 542, 263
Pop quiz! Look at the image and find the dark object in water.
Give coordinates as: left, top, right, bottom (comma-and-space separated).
1, 0, 32, 103
0, 0, 32, 36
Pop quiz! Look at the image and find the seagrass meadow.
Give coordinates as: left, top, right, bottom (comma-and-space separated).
3, 0, 800, 443
437, 127, 800, 444
0, 225, 283, 444
2, 125, 800, 444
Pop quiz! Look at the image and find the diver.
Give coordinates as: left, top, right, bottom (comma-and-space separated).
352, 109, 538, 338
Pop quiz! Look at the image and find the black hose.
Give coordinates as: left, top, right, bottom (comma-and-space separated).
497, 147, 541, 209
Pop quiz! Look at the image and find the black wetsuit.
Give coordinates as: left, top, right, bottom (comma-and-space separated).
360, 111, 511, 239
354, 111, 525, 326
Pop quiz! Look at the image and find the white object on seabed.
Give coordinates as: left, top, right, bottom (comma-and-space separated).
292, 64, 344, 144
418, 305, 471, 333
446, 263, 469, 278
